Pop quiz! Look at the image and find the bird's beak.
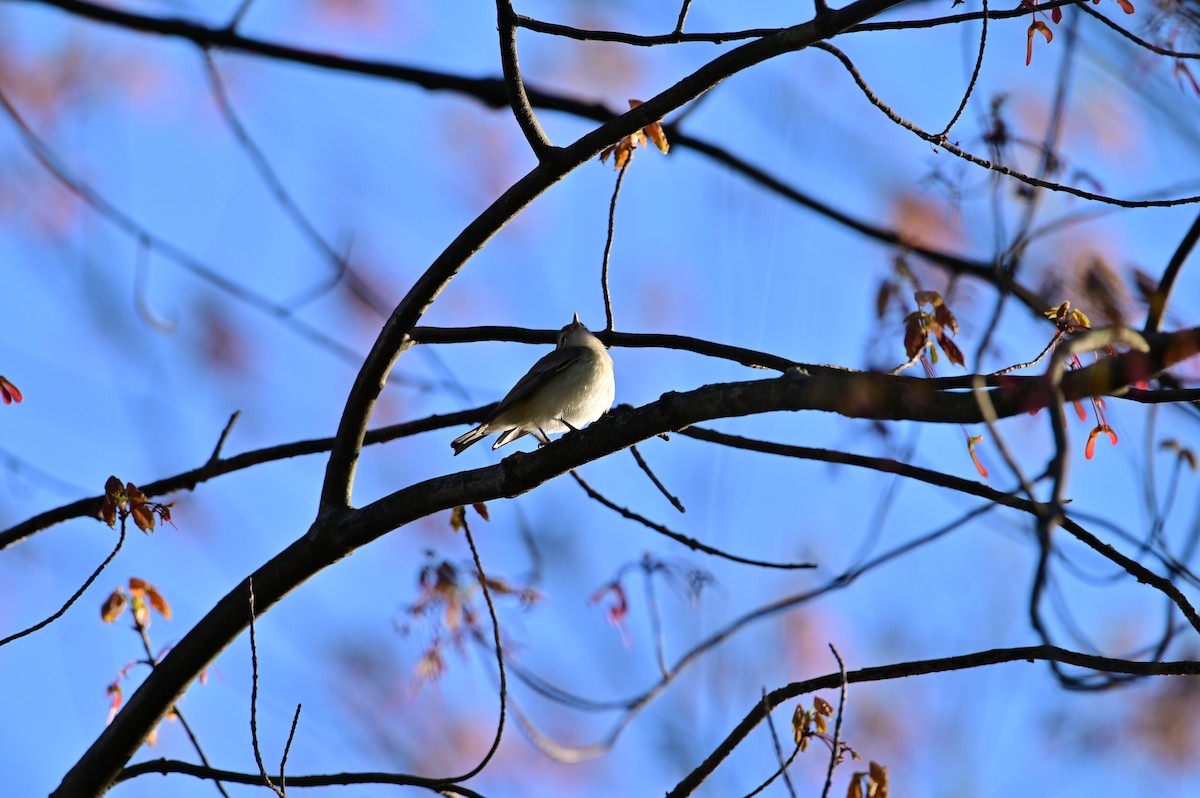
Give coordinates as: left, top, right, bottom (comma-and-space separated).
572, 312, 580, 325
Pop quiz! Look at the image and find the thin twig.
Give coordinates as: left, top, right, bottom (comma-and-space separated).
133, 236, 177, 331
643, 562, 670, 678
202, 50, 350, 309
820, 645, 848, 798
971, 374, 1039, 505
674, 0, 695, 34
743, 744, 801, 798
814, 41, 1200, 208
990, 331, 1063, 376
248, 579, 286, 797
760, 689, 798, 798
630, 444, 686, 512
569, 469, 815, 570
209, 411, 242, 465
437, 515, 507, 782
226, 0, 256, 31
132, 612, 230, 798
937, 0, 986, 139
601, 162, 628, 333
0, 523, 126, 648
279, 704, 301, 794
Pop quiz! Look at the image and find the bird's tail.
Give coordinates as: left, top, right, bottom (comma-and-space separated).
451, 426, 488, 455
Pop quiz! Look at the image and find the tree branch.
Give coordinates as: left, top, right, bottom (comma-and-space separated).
667, 645, 1200, 797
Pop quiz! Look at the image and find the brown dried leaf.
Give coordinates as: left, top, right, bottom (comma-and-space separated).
131, 503, 156, 533
105, 475, 123, 500
868, 761, 889, 798
937, 331, 965, 367
791, 704, 806, 745
449, 505, 466, 533
913, 290, 942, 307
100, 589, 128, 623
814, 696, 834, 716
903, 312, 927, 360
471, 502, 490, 521
933, 302, 959, 336
875, 281, 896, 320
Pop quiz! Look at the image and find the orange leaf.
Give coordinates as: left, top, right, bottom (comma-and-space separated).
1115, 0, 1134, 13
471, 502, 490, 521
128, 577, 148, 597
644, 120, 669, 154
100, 589, 128, 623
146, 586, 172, 621
131, 504, 156, 533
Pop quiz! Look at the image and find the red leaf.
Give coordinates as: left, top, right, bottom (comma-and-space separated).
1051, 6, 1063, 22
0, 376, 21, 404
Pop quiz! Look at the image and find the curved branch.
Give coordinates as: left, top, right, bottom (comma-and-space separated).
816, 41, 1200, 208
667, 645, 1200, 797
315, 0, 913, 514
496, 0, 554, 157
53, 323, 1200, 795
1144, 210, 1200, 334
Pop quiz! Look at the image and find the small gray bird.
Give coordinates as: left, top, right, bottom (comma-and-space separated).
451, 314, 615, 455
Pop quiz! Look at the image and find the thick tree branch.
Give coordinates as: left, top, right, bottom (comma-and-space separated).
316, 0, 913, 514
53, 322, 1200, 796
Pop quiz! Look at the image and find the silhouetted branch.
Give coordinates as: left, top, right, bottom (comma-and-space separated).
667, 645, 1200, 797
1144, 210, 1200, 334
569, 469, 811, 569
496, 0, 553, 158
0, 523, 125, 648
114, 760, 489, 796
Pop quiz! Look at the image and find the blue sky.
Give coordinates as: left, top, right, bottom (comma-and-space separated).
2, 1, 1200, 796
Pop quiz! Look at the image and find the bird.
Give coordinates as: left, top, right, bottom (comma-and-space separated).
451, 314, 615, 455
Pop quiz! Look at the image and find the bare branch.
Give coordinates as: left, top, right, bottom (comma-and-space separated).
0, 523, 125, 648
630, 444, 686, 513
1144, 210, 1200, 334
668, 646, 1200, 797
496, 0, 554, 158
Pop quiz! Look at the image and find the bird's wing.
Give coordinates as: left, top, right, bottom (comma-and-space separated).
485, 346, 583, 422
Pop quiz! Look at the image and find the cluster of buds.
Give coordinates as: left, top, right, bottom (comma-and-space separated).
100, 476, 174, 533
